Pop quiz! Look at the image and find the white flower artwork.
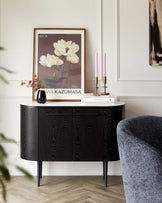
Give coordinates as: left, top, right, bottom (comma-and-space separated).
39, 54, 63, 67
33, 28, 86, 101
53, 39, 79, 64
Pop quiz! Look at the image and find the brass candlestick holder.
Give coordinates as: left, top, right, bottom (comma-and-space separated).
101, 76, 109, 95
93, 77, 100, 96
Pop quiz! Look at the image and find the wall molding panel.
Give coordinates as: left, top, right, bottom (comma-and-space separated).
117, 95, 162, 100
115, 0, 162, 81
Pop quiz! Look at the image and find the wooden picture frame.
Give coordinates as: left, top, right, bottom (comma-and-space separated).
33, 28, 86, 101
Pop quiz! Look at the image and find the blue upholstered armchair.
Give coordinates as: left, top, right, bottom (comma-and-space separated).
117, 116, 162, 203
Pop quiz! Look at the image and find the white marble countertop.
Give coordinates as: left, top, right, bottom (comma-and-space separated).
21, 101, 125, 107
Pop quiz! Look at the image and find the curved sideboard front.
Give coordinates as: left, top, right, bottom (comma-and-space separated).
21, 105, 38, 160
20, 103, 125, 162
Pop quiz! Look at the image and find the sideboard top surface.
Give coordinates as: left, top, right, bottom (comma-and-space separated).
21, 101, 125, 107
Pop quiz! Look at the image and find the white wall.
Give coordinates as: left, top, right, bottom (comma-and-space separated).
0, 0, 162, 176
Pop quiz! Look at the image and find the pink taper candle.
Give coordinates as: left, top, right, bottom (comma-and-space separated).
103, 53, 106, 77
95, 53, 98, 77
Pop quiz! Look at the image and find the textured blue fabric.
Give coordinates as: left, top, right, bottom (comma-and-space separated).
117, 116, 162, 203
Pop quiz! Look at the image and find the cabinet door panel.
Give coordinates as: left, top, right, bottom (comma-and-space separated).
73, 108, 104, 161
38, 107, 73, 161
103, 106, 124, 161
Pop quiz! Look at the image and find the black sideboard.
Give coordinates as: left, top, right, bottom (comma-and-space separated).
20, 102, 125, 187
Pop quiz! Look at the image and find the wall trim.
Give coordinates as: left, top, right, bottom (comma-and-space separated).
99, 0, 103, 79
0, 96, 31, 99
117, 95, 162, 100
115, 0, 120, 81
115, 0, 162, 82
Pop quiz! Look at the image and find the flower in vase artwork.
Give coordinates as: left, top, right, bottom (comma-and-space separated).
37, 34, 81, 89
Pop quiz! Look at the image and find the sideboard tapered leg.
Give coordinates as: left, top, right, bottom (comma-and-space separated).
40, 161, 42, 179
103, 161, 105, 179
104, 161, 108, 187
37, 161, 42, 187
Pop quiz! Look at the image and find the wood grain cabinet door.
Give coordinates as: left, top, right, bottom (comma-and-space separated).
73, 108, 104, 161
38, 107, 73, 161
102, 106, 123, 161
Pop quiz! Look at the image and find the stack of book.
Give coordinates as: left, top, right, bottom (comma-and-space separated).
82, 94, 115, 103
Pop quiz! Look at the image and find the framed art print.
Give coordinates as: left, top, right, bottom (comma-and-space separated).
149, 0, 162, 66
33, 28, 86, 101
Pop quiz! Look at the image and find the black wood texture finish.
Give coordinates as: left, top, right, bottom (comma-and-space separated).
20, 105, 38, 160
37, 161, 42, 187
103, 161, 108, 187
21, 105, 124, 162
73, 108, 104, 161
39, 107, 73, 161
103, 106, 124, 161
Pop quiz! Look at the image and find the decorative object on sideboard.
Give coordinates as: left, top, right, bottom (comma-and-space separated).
37, 89, 46, 104
33, 28, 86, 101
101, 76, 109, 95
101, 53, 109, 95
94, 77, 99, 96
93, 53, 99, 96
82, 93, 115, 103
21, 74, 42, 91
94, 52, 109, 96
21, 75, 46, 103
